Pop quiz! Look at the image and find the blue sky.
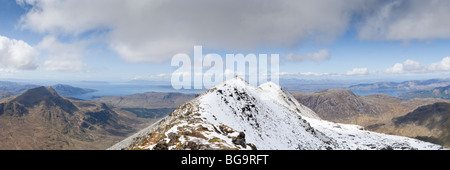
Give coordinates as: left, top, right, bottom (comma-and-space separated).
1, 0, 450, 83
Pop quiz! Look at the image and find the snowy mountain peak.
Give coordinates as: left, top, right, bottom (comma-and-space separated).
222, 76, 248, 85
109, 78, 446, 150
259, 81, 279, 89
212, 76, 251, 92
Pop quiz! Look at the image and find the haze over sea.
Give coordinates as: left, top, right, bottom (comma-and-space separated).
61, 81, 403, 101
68, 83, 205, 101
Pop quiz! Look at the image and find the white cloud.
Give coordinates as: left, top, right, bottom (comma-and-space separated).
428, 57, 450, 72
359, 0, 450, 41
386, 63, 405, 74
386, 57, 450, 74
298, 72, 332, 77
346, 68, 369, 76
402, 59, 423, 72
0, 35, 38, 71
17, 0, 450, 71
17, 0, 372, 63
386, 59, 425, 74
37, 36, 86, 71
284, 49, 330, 62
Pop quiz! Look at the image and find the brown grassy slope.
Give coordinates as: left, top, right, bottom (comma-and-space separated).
291, 90, 447, 125
291, 90, 450, 147
0, 87, 158, 150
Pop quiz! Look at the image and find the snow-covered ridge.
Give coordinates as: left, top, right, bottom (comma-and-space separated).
258, 81, 321, 119
109, 77, 445, 150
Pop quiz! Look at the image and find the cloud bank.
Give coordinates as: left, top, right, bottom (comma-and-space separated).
359, 0, 450, 41
346, 68, 369, 76
16, 0, 376, 63
0, 35, 38, 71
13, 0, 450, 78
386, 57, 450, 74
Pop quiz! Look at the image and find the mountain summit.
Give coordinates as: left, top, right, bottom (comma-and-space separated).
0, 86, 139, 150
11, 86, 78, 113
110, 77, 445, 150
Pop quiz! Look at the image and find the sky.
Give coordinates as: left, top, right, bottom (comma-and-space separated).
1, 0, 450, 83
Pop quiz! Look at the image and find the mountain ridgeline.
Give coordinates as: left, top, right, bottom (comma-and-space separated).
399, 85, 450, 100
290, 89, 447, 124
348, 78, 450, 92
109, 77, 444, 150
11, 87, 78, 112
2, 78, 449, 150
51, 84, 97, 97
0, 81, 97, 98
292, 89, 450, 148
0, 86, 152, 150
292, 89, 385, 122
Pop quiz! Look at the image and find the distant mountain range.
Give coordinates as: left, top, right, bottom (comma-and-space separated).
399, 85, 450, 100
0, 86, 156, 150
51, 84, 97, 96
0, 81, 40, 95
292, 90, 447, 124
0, 81, 97, 98
348, 78, 450, 92
280, 78, 351, 92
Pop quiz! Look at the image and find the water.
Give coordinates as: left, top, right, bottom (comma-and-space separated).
60, 81, 407, 101
65, 83, 206, 100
